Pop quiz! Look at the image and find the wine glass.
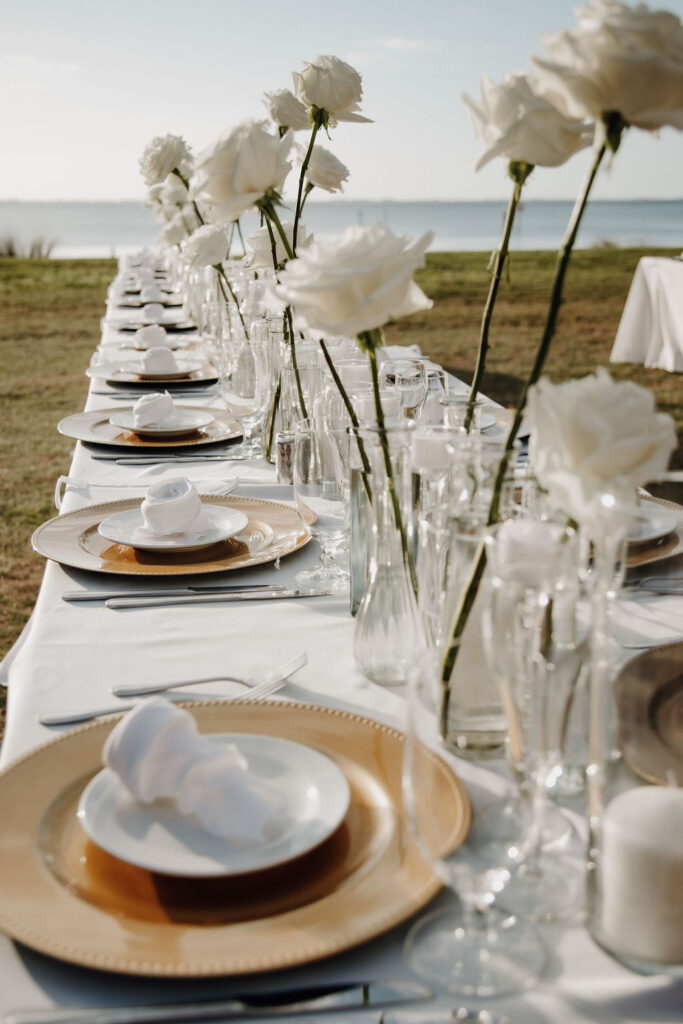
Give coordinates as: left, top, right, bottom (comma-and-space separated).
380, 358, 428, 420
293, 419, 350, 594
478, 518, 586, 923
403, 652, 548, 1000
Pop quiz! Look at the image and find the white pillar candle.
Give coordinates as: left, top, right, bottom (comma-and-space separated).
599, 786, 683, 965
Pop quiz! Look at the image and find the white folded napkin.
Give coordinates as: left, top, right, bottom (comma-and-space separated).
378, 344, 422, 362
140, 477, 208, 536
142, 302, 165, 322
135, 324, 170, 349
141, 285, 164, 302
142, 346, 178, 374
133, 391, 176, 428
103, 698, 287, 843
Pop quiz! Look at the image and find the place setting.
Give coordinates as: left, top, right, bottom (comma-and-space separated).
87, 343, 216, 388
31, 477, 312, 577
58, 391, 242, 450
0, 697, 469, 977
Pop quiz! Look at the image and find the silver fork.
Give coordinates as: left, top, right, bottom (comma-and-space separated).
54, 475, 239, 510
39, 653, 306, 727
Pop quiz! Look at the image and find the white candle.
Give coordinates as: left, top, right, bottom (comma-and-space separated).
599, 786, 683, 965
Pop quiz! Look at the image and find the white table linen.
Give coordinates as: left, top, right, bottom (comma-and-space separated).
610, 257, 683, 373
1, 284, 683, 1023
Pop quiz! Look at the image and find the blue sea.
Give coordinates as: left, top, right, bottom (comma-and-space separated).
0, 199, 681, 258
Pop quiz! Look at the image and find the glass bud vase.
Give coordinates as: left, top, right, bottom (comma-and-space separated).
586, 522, 683, 975
353, 424, 425, 686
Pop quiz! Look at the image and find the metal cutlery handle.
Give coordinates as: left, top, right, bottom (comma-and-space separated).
113, 652, 307, 698
63, 585, 285, 603
107, 590, 330, 609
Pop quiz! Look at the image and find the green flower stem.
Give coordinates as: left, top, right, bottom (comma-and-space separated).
293, 123, 320, 252
318, 339, 373, 504
439, 133, 612, 738
260, 203, 308, 421
364, 336, 418, 596
299, 181, 315, 216
261, 201, 295, 260
214, 264, 249, 339
235, 218, 246, 257
464, 163, 532, 432
172, 168, 204, 227
264, 376, 281, 461
285, 306, 308, 420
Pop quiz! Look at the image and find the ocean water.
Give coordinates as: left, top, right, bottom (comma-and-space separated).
0, 199, 681, 258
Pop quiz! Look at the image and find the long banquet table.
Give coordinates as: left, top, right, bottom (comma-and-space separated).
1, 284, 683, 1024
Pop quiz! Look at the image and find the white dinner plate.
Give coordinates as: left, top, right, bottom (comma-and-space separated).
98, 504, 249, 552
628, 501, 679, 544
108, 409, 216, 437
77, 734, 351, 877
115, 358, 205, 380
113, 337, 189, 352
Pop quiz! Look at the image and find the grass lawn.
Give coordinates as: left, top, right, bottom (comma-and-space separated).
1, 249, 682, 729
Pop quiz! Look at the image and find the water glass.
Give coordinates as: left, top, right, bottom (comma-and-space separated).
380, 358, 428, 420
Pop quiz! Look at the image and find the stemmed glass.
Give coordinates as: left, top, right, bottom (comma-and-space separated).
293, 419, 350, 594
479, 518, 586, 923
380, 358, 428, 420
403, 653, 548, 1000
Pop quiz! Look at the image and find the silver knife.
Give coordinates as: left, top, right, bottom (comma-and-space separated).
63, 585, 287, 602
107, 589, 332, 609
1, 981, 432, 1023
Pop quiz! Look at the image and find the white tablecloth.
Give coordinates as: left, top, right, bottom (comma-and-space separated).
610, 257, 683, 373
1, 293, 683, 1023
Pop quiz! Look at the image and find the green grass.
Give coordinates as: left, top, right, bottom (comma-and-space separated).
1, 251, 682, 729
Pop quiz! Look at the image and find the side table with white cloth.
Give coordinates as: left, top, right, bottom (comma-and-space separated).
610, 256, 683, 372
1, 283, 683, 1024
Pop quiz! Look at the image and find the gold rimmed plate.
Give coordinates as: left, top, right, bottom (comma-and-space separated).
0, 701, 470, 977
31, 495, 310, 576
616, 641, 683, 785
57, 407, 241, 449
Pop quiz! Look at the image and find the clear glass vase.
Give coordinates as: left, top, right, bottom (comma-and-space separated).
353, 424, 424, 686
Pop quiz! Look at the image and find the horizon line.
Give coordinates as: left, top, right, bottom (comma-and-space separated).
2, 195, 683, 205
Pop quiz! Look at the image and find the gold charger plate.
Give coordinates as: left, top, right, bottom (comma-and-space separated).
86, 366, 217, 387
616, 641, 683, 784
57, 407, 242, 449
626, 495, 683, 568
31, 495, 310, 576
0, 701, 470, 977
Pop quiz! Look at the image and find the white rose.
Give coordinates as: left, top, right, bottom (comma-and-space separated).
139, 134, 193, 186
181, 224, 228, 268
191, 120, 293, 224
528, 369, 676, 531
274, 223, 434, 338
531, 0, 683, 131
160, 172, 188, 207
301, 143, 350, 192
292, 55, 372, 126
244, 220, 313, 270
463, 73, 593, 171
263, 88, 310, 131
158, 208, 196, 247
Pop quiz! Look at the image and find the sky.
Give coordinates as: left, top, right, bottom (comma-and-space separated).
2, 0, 683, 203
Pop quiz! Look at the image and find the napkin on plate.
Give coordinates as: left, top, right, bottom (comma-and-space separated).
133, 391, 176, 428
103, 698, 287, 843
140, 477, 209, 536
135, 324, 170, 349
142, 346, 178, 374
142, 302, 165, 322
140, 285, 164, 303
